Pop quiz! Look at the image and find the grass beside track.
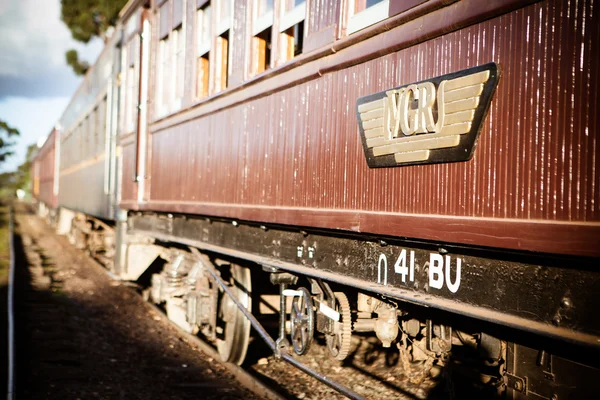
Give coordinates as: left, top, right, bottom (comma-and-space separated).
0, 204, 10, 281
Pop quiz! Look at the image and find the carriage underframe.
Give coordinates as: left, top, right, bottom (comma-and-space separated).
120, 211, 600, 399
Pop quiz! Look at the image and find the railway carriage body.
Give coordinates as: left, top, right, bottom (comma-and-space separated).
33, 0, 600, 398
125, 0, 599, 257
57, 33, 121, 222
33, 31, 124, 262
31, 128, 59, 218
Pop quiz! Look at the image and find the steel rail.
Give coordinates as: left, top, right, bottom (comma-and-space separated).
30, 210, 285, 400
7, 207, 15, 400
189, 247, 367, 400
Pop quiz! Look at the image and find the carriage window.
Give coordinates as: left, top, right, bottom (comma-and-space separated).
281, 21, 303, 60
83, 116, 90, 159
125, 36, 139, 134
252, 27, 272, 74
196, 3, 211, 98
126, 63, 135, 132
354, 0, 386, 13
280, 0, 305, 61
173, 0, 185, 109
156, 37, 170, 117
77, 122, 84, 163
215, 31, 229, 91
214, 0, 232, 92
217, 0, 231, 32
251, 0, 273, 75
98, 98, 106, 155
173, 25, 185, 103
61, 135, 67, 169
156, 0, 186, 118
89, 109, 96, 158
347, 0, 390, 34
156, 1, 170, 117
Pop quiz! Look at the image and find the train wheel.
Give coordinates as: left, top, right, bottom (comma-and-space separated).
216, 262, 252, 366
290, 287, 314, 355
326, 292, 352, 361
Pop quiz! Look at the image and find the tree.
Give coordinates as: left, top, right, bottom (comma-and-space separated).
0, 120, 20, 164
66, 49, 90, 76
61, 0, 128, 75
14, 144, 37, 192
0, 144, 37, 199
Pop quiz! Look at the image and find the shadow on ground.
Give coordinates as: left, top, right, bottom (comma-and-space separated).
12, 209, 258, 400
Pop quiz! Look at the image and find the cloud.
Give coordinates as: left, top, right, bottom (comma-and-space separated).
0, 70, 80, 98
0, 0, 103, 99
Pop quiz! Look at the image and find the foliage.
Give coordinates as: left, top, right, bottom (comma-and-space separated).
0, 172, 19, 199
0, 120, 20, 164
61, 0, 128, 75
0, 144, 37, 200
0, 205, 9, 280
66, 49, 90, 76
61, 0, 128, 43
16, 144, 38, 194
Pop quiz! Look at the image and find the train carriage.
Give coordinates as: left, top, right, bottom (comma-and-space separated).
31, 128, 59, 219
33, 0, 600, 398
35, 30, 124, 263
57, 32, 121, 222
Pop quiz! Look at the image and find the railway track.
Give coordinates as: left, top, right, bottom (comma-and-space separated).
13, 207, 439, 399
12, 209, 264, 399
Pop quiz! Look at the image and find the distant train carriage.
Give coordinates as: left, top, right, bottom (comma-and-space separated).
56, 32, 120, 222
31, 128, 59, 219
33, 0, 600, 398
35, 28, 123, 264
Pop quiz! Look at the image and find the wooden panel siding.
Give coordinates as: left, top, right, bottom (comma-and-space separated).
125, 0, 600, 257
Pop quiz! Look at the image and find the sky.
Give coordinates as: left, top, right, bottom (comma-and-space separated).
0, 0, 103, 172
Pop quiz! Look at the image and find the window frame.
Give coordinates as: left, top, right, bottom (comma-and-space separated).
279, 0, 305, 33
196, 4, 212, 57
252, 0, 274, 37
124, 34, 140, 134
213, 0, 233, 92
250, 0, 275, 76
215, 0, 232, 36
278, 0, 306, 63
195, 2, 212, 99
155, 0, 187, 119
172, 24, 186, 105
347, 0, 390, 34
156, 35, 169, 118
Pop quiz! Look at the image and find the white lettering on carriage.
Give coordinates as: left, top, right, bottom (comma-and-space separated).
428, 253, 462, 293
375, 250, 462, 293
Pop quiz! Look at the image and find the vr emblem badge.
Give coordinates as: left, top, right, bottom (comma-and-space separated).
356, 63, 499, 167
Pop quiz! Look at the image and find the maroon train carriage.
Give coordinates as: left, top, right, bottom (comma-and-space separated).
31, 128, 59, 219
32, 0, 600, 398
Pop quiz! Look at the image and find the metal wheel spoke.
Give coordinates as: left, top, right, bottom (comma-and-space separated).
289, 287, 314, 355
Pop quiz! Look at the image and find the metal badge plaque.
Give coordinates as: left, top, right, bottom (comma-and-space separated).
356, 63, 499, 168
